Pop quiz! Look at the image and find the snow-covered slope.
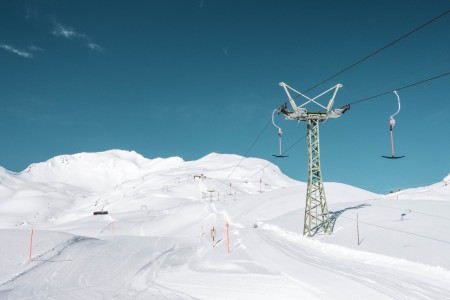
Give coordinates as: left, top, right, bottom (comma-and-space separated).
17, 150, 184, 192
384, 173, 450, 201
0, 150, 449, 299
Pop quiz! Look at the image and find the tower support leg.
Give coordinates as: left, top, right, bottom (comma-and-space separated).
304, 118, 331, 236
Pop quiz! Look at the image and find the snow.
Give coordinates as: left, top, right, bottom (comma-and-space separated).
0, 150, 449, 299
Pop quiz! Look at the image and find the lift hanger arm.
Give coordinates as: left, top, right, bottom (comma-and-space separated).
391, 91, 401, 119
272, 109, 282, 134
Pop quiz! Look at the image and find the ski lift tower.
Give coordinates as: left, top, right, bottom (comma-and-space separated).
278, 82, 349, 237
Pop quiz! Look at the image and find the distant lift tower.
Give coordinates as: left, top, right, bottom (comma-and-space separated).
278, 82, 350, 237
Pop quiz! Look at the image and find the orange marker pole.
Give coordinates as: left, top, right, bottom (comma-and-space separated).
29, 228, 34, 261
225, 222, 230, 254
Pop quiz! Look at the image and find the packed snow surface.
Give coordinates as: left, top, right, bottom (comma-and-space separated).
0, 150, 449, 299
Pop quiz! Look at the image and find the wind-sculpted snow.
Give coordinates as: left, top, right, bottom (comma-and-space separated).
0, 150, 449, 299
0, 232, 190, 299
240, 224, 450, 299
386, 178, 450, 201
17, 150, 184, 192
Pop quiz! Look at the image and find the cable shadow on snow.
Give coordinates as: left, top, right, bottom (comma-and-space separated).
329, 203, 370, 232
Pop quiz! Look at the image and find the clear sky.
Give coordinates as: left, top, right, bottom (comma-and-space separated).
0, 0, 449, 193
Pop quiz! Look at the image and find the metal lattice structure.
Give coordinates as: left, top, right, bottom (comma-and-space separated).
305, 116, 330, 236
277, 82, 349, 236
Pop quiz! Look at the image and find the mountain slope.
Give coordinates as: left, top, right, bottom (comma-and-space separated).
0, 150, 449, 299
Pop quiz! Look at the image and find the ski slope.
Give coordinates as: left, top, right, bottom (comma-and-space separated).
0, 150, 449, 299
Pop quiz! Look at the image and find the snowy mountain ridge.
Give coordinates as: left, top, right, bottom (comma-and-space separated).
0, 150, 449, 299
16, 150, 184, 192
8, 150, 296, 192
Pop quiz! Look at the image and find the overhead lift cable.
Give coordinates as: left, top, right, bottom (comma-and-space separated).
226, 9, 449, 183
232, 72, 449, 187
303, 9, 450, 94
227, 118, 272, 180
236, 132, 308, 187
347, 72, 450, 106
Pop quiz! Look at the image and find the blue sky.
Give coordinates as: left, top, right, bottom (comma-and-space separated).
0, 0, 449, 193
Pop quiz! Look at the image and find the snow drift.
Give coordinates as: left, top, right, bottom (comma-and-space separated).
0, 150, 449, 299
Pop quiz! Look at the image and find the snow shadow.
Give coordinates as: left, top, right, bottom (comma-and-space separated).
32, 259, 73, 263
329, 204, 370, 232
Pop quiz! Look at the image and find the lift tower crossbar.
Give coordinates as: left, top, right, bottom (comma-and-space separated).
278, 82, 348, 237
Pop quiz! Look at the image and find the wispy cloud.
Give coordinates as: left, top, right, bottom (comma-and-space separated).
87, 42, 103, 51
52, 22, 104, 51
29, 45, 44, 52
52, 23, 85, 39
0, 44, 33, 58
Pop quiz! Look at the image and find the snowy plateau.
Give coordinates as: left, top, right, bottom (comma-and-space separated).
0, 150, 449, 299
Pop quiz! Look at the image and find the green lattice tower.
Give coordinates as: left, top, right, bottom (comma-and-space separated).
304, 116, 331, 236
277, 82, 347, 237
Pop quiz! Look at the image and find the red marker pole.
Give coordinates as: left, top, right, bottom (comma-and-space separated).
29, 228, 34, 261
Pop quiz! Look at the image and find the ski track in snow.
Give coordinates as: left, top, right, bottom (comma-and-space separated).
0, 236, 198, 300
0, 235, 88, 287
242, 225, 450, 300
0, 151, 449, 299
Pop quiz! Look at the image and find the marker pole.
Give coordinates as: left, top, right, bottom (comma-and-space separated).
357, 214, 360, 246
29, 229, 34, 261
225, 222, 230, 254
